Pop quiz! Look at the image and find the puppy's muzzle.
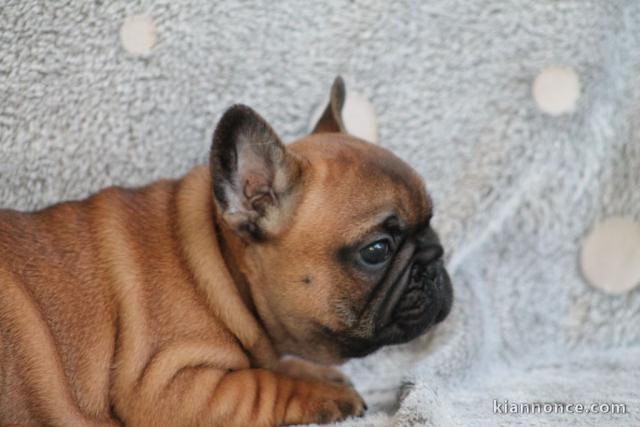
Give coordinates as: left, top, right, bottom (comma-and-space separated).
394, 255, 452, 326
378, 238, 453, 342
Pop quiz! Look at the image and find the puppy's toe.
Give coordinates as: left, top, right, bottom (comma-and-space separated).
337, 389, 367, 420
314, 385, 367, 423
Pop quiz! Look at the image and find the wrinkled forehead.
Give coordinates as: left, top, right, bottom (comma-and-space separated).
289, 135, 432, 239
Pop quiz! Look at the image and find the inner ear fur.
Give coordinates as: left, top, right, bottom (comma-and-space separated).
210, 105, 302, 240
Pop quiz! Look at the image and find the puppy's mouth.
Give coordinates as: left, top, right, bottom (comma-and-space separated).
376, 256, 452, 343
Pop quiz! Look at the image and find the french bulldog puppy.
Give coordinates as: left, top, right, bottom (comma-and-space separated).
0, 77, 452, 426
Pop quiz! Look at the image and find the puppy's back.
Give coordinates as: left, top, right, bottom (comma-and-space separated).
0, 191, 125, 424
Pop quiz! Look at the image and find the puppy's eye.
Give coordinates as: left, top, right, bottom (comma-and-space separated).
359, 239, 392, 265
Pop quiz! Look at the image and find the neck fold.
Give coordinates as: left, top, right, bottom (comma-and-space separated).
175, 166, 279, 368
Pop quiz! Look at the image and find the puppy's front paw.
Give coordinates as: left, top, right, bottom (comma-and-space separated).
304, 383, 366, 424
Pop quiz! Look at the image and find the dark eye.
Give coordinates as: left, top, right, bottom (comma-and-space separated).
359, 239, 392, 265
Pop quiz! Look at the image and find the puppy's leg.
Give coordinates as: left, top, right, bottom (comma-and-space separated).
275, 356, 353, 386
114, 367, 365, 426
214, 369, 366, 425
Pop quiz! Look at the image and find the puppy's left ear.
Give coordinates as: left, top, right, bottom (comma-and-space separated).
311, 76, 347, 134
210, 105, 302, 240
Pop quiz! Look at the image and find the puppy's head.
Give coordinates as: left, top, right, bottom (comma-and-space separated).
210, 78, 452, 363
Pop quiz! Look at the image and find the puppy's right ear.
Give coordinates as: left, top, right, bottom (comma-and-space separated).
210, 105, 302, 240
311, 76, 347, 134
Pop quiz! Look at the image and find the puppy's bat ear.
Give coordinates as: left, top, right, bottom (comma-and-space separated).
311, 76, 347, 134
210, 105, 302, 240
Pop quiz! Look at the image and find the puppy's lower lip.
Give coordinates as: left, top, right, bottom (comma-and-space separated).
435, 305, 449, 323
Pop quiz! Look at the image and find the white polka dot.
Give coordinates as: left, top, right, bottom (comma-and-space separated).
580, 217, 640, 295
532, 66, 581, 116
342, 90, 379, 144
120, 15, 157, 56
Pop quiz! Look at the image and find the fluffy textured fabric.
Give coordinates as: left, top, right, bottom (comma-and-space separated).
2, 1, 639, 425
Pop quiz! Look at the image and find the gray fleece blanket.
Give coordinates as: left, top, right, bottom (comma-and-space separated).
2, 1, 639, 426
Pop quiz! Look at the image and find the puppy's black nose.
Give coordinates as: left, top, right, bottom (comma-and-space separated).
416, 227, 443, 263
413, 241, 443, 270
